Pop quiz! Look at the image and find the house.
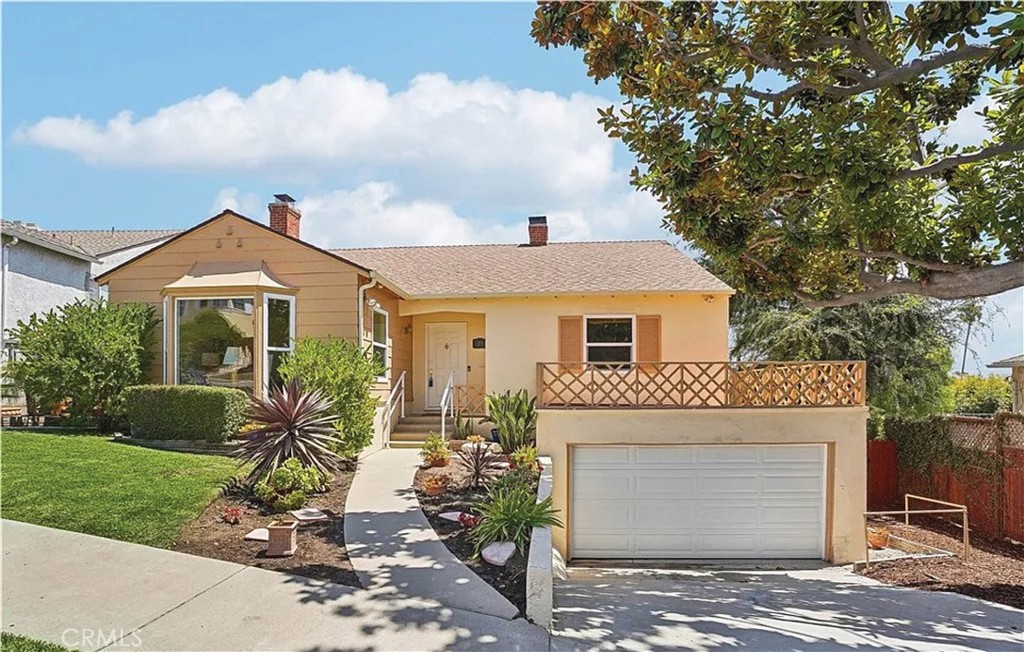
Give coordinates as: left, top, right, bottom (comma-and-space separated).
988, 354, 1024, 413
1, 221, 100, 412
44, 228, 181, 295
96, 196, 869, 564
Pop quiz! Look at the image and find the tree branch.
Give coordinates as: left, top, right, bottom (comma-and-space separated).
848, 248, 972, 272
894, 141, 1024, 179
798, 260, 1024, 307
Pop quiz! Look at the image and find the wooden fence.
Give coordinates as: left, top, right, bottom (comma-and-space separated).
868, 413, 1024, 541
537, 360, 866, 409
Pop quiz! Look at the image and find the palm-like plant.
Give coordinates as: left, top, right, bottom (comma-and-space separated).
480, 389, 537, 454
456, 444, 502, 489
234, 378, 341, 481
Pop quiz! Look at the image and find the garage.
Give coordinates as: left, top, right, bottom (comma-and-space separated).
571, 444, 826, 559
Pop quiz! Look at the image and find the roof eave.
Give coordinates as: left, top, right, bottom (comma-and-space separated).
2, 230, 99, 263
401, 288, 736, 301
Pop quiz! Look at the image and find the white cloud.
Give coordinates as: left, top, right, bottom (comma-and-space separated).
263, 180, 664, 249
209, 187, 262, 218
16, 69, 616, 206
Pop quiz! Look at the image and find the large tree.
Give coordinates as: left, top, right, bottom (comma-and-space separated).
533, 2, 1024, 306
731, 295, 961, 417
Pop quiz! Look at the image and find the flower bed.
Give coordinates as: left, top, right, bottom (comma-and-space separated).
174, 469, 359, 587
414, 460, 531, 614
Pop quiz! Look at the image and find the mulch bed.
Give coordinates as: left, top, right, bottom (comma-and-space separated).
414, 459, 529, 616
173, 470, 360, 588
861, 516, 1024, 609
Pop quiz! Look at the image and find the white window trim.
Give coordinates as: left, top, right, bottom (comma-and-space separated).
583, 314, 636, 365
173, 295, 256, 386
371, 306, 389, 382
263, 293, 296, 392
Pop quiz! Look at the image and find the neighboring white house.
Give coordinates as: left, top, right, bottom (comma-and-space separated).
0, 221, 179, 413
45, 228, 181, 296
988, 354, 1024, 413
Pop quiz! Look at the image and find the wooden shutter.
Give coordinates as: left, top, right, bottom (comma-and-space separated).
637, 315, 662, 366
558, 316, 583, 370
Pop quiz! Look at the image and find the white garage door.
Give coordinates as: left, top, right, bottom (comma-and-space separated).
571, 445, 826, 559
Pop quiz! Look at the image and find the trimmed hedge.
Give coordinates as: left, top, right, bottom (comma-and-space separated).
123, 385, 249, 442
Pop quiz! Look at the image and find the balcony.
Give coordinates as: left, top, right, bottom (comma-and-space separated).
536, 361, 866, 409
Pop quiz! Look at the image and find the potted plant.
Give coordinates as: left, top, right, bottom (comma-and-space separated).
419, 433, 451, 468
422, 475, 449, 497
867, 526, 891, 550
267, 519, 299, 557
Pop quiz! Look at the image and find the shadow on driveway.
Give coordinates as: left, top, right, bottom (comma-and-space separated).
552, 567, 1023, 651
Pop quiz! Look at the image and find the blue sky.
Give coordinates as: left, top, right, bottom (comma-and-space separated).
2, 3, 1020, 371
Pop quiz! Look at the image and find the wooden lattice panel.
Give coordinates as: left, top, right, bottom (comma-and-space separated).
455, 384, 487, 416
537, 361, 865, 409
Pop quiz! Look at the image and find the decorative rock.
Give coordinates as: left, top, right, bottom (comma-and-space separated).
482, 541, 516, 567
289, 508, 328, 522
461, 441, 490, 454
244, 528, 269, 542
440, 511, 469, 523
490, 461, 511, 470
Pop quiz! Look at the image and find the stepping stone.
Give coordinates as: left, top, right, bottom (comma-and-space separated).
289, 508, 329, 522
244, 528, 269, 542
482, 541, 516, 567
440, 511, 469, 522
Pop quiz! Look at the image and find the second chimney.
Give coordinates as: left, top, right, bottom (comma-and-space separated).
269, 193, 301, 239
528, 215, 548, 246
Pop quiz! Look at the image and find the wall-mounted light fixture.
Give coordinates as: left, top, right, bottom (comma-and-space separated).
403, 324, 413, 335
236, 238, 243, 248
215, 238, 222, 248
703, 294, 715, 303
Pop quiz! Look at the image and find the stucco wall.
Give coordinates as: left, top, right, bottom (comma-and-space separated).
400, 293, 729, 401
2, 237, 92, 335
408, 311, 487, 414
537, 407, 869, 564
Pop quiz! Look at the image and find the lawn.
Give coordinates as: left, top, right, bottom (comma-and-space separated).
0, 633, 71, 652
1, 431, 241, 547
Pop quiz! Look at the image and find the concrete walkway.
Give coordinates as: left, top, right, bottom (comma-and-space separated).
552, 566, 1024, 651
344, 447, 520, 620
1, 520, 548, 652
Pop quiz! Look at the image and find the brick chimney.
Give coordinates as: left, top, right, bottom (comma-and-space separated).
268, 193, 301, 239
528, 215, 548, 246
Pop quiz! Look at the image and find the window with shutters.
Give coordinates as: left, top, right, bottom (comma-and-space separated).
584, 315, 634, 364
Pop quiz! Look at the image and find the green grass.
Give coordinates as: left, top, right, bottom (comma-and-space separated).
1, 633, 72, 652
1, 431, 241, 547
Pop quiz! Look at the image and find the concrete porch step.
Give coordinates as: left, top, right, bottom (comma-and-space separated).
390, 430, 433, 442
396, 414, 455, 426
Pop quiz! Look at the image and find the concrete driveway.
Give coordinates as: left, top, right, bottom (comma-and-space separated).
552, 566, 1024, 651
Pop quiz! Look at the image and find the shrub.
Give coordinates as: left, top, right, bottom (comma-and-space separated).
254, 457, 328, 512
4, 299, 158, 431
419, 433, 450, 467
234, 378, 342, 481
277, 337, 380, 459
481, 389, 537, 454
454, 413, 475, 439
456, 443, 502, 489
949, 374, 1013, 415
509, 445, 541, 478
124, 385, 248, 442
472, 480, 562, 555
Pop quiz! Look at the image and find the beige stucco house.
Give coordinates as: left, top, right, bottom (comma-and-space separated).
97, 197, 869, 564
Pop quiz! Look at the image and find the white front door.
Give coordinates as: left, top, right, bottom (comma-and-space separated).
571, 444, 826, 559
425, 323, 467, 409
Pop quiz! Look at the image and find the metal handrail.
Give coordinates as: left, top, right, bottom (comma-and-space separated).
439, 371, 455, 439
382, 371, 406, 444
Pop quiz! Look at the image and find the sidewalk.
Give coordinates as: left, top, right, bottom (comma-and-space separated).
344, 447, 520, 619
1, 519, 548, 652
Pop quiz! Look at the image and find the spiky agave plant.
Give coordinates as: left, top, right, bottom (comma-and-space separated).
234, 378, 341, 482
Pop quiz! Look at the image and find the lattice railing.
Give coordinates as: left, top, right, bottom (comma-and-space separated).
536, 361, 866, 409
455, 384, 487, 415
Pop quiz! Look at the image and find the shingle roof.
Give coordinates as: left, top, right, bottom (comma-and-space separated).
989, 354, 1024, 368
2, 220, 98, 262
45, 229, 181, 256
333, 241, 733, 298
